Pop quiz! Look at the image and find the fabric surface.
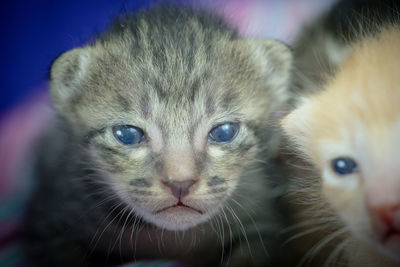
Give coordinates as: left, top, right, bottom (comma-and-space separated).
0, 1, 336, 266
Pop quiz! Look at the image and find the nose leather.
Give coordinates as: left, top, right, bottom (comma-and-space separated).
162, 180, 197, 199
370, 205, 400, 227
366, 179, 400, 233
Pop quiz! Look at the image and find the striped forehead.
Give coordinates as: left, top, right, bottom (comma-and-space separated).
143, 90, 221, 136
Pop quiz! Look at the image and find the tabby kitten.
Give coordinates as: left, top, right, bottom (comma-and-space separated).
25, 5, 292, 267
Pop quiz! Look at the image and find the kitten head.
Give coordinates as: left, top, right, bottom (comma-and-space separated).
282, 27, 400, 261
49, 6, 292, 231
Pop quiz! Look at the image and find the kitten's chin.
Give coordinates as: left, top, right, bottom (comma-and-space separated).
364, 220, 400, 261
356, 231, 400, 262
381, 234, 400, 261
141, 206, 213, 231
116, 189, 222, 231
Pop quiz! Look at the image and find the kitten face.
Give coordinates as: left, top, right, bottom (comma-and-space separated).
50, 8, 291, 231
282, 28, 400, 261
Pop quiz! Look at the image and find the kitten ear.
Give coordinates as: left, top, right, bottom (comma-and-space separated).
281, 98, 312, 147
244, 39, 293, 105
249, 39, 292, 76
50, 47, 92, 113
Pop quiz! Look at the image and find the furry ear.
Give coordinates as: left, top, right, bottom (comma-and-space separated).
281, 98, 312, 147
250, 39, 292, 77
50, 47, 91, 113
245, 39, 293, 105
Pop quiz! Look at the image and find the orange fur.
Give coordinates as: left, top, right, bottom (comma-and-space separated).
282, 27, 400, 267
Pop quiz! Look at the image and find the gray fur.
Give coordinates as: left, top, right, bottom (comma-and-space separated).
26, 5, 292, 267
207, 176, 225, 187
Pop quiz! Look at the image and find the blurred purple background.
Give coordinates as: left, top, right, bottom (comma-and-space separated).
0, 0, 336, 116
0, 0, 158, 115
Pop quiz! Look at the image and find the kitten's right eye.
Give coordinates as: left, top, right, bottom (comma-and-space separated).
112, 125, 145, 145
331, 157, 359, 176
208, 123, 240, 143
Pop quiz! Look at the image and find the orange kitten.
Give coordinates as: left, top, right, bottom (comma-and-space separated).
282, 27, 400, 267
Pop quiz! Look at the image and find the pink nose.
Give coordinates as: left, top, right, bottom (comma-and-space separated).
162, 180, 197, 199
369, 204, 400, 234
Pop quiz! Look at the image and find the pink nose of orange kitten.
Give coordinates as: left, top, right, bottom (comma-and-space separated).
368, 202, 400, 254
366, 175, 400, 253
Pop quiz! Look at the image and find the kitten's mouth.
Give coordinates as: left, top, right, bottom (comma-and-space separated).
375, 224, 400, 258
155, 201, 203, 214
382, 228, 400, 246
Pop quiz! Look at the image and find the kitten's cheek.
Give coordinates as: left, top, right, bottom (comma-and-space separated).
322, 169, 359, 190
207, 146, 230, 158
321, 172, 361, 216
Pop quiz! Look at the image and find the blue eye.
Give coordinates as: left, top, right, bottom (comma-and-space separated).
112, 125, 145, 145
208, 123, 239, 143
331, 157, 358, 175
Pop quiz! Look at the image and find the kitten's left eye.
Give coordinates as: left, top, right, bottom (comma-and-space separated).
331, 157, 359, 176
208, 123, 239, 143
112, 125, 145, 145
